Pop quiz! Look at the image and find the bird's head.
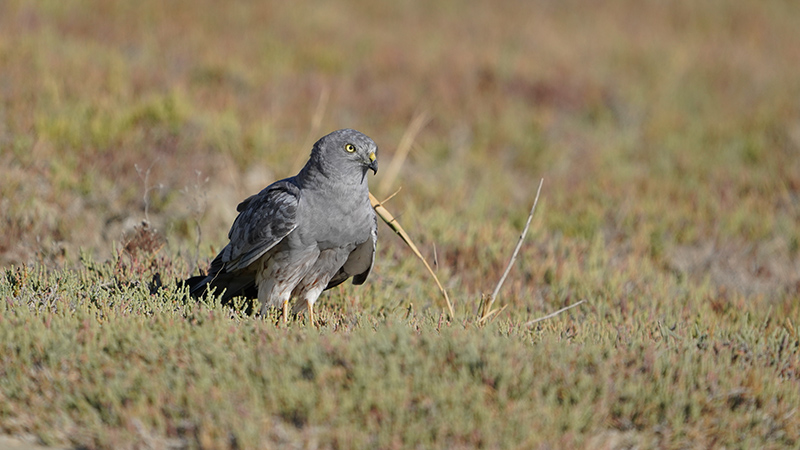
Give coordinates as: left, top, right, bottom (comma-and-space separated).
311, 129, 378, 182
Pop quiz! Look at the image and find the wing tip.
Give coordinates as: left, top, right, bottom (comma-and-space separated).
352, 272, 368, 285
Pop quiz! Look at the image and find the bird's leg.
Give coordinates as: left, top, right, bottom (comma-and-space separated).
308, 301, 316, 327
282, 299, 289, 323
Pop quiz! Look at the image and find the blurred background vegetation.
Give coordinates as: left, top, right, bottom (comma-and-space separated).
1, 0, 799, 448
2, 0, 799, 303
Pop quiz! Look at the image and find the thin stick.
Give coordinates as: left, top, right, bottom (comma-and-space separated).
369, 192, 455, 318
379, 111, 429, 195
134, 158, 163, 224
310, 86, 330, 134
525, 300, 586, 326
477, 304, 508, 324
295, 86, 331, 169
380, 187, 403, 205
480, 178, 544, 320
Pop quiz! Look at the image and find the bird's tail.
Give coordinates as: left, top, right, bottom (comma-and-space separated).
183, 271, 258, 303
182, 274, 210, 297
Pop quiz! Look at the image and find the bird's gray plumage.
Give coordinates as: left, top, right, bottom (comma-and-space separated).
188, 129, 378, 322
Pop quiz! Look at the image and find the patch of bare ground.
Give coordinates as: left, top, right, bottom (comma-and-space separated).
667, 240, 800, 299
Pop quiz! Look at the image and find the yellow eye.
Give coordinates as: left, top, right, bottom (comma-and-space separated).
345, 143, 356, 153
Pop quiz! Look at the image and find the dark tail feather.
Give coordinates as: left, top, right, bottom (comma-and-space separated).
149, 271, 256, 316
183, 272, 258, 302
182, 274, 211, 297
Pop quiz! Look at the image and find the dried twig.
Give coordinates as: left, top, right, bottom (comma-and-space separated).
134, 158, 163, 224
295, 86, 331, 169
479, 178, 544, 321
310, 86, 330, 134
379, 111, 429, 195
525, 300, 586, 326
478, 304, 508, 324
380, 187, 402, 205
369, 192, 455, 318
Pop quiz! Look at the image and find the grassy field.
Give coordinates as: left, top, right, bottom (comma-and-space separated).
2, 0, 800, 448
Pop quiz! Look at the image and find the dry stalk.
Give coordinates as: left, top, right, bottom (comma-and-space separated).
479, 178, 544, 321
525, 300, 586, 326
134, 158, 163, 224
295, 86, 331, 169
478, 304, 508, 324
380, 187, 402, 205
369, 192, 455, 318
378, 111, 429, 196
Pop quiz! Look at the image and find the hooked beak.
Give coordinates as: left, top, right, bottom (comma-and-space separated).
368, 151, 378, 174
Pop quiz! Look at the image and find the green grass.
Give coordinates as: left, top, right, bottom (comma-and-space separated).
3, 257, 798, 449
1, 0, 799, 448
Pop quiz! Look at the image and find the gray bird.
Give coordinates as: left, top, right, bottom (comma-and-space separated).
186, 129, 378, 325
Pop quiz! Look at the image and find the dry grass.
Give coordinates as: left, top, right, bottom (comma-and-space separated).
1, 0, 800, 448
479, 178, 544, 322
370, 191, 454, 318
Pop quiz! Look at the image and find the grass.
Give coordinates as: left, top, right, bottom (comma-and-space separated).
3, 257, 798, 449
1, 0, 799, 448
